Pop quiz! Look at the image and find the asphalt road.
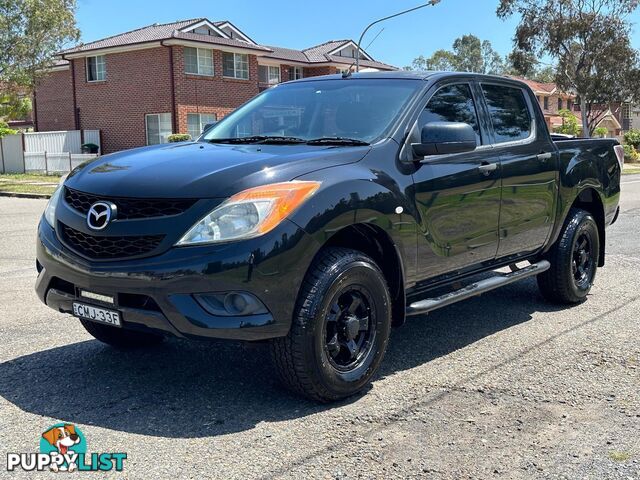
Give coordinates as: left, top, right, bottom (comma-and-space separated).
0, 177, 639, 479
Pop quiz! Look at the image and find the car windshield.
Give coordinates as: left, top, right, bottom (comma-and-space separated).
201, 79, 422, 145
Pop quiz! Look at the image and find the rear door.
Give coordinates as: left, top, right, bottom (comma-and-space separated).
479, 83, 558, 258
412, 81, 502, 280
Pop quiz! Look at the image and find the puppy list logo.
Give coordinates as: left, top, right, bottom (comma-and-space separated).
6, 423, 126, 472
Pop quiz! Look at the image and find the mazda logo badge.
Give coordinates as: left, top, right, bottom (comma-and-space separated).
87, 201, 117, 230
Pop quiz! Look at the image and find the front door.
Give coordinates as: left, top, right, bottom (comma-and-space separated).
411, 82, 502, 280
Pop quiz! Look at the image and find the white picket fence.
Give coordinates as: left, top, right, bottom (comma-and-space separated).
0, 130, 101, 174
23, 152, 99, 174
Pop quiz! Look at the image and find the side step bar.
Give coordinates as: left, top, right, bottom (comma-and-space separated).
406, 260, 550, 317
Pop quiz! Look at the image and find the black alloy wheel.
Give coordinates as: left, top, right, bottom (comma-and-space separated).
324, 288, 377, 373
537, 207, 600, 304
271, 247, 392, 402
572, 231, 595, 290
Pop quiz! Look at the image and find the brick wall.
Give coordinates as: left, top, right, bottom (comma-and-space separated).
73, 47, 173, 153
536, 93, 574, 117
279, 64, 336, 83
34, 69, 75, 132
173, 46, 260, 135
34, 46, 354, 153
304, 66, 335, 77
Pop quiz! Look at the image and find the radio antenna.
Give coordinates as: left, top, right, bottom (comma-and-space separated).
355, 0, 442, 72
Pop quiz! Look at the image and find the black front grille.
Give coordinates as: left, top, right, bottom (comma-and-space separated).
64, 187, 196, 220
60, 223, 165, 260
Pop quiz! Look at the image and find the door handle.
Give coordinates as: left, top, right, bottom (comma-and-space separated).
478, 162, 498, 176
537, 152, 552, 161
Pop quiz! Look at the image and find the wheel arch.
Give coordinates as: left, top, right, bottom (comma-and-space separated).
570, 187, 606, 267
316, 223, 406, 328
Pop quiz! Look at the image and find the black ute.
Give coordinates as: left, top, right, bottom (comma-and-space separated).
36, 72, 622, 402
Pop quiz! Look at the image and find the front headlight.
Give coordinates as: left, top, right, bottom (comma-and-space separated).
176, 181, 320, 246
44, 183, 64, 227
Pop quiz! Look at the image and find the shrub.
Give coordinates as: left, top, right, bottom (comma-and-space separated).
593, 126, 608, 138
0, 121, 17, 138
623, 128, 640, 148
553, 109, 582, 136
168, 134, 191, 143
623, 144, 639, 163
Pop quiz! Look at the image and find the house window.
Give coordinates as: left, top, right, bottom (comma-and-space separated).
543, 96, 549, 110
86, 55, 106, 82
622, 103, 632, 119
145, 113, 172, 145
567, 99, 573, 110
289, 66, 303, 81
258, 65, 281, 85
223, 53, 249, 79
558, 98, 563, 110
184, 47, 214, 76
187, 113, 217, 139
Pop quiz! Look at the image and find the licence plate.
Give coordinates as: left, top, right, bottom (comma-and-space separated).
72, 302, 121, 327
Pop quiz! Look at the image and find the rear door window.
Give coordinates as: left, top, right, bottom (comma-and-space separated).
481, 84, 532, 144
419, 84, 482, 145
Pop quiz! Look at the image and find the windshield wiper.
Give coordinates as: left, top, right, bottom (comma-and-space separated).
208, 135, 306, 144
305, 137, 370, 146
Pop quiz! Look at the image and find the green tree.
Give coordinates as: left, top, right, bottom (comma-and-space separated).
505, 50, 557, 83
452, 34, 483, 73
505, 49, 538, 78
406, 35, 505, 74
554, 109, 582, 136
0, 0, 80, 88
415, 50, 457, 71
534, 66, 556, 84
481, 40, 505, 75
497, 0, 640, 137
0, 91, 31, 120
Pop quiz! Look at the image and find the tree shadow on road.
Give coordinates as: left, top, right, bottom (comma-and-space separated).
0, 278, 567, 438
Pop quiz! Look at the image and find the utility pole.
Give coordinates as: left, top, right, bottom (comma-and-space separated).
355, 1, 442, 72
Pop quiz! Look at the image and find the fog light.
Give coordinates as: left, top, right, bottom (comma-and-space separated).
194, 292, 268, 317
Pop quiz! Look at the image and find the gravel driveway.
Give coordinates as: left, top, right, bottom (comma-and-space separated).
0, 176, 639, 479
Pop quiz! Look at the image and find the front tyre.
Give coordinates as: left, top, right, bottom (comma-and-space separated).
271, 247, 391, 402
537, 208, 600, 304
80, 319, 164, 349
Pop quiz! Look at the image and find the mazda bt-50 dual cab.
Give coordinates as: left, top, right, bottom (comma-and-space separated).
36, 72, 622, 402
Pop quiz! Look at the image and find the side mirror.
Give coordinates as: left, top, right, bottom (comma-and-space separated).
412, 121, 477, 159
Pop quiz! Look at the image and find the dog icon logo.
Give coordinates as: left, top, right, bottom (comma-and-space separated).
40, 423, 85, 472
7, 423, 126, 473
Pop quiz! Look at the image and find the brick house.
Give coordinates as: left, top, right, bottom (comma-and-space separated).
513, 76, 625, 138
32, 19, 395, 153
509, 77, 576, 131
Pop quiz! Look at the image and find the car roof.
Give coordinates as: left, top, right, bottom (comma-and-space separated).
291, 70, 531, 89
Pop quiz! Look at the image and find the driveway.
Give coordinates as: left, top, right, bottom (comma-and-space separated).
0, 177, 639, 479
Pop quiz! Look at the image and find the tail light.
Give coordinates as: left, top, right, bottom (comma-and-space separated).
614, 144, 625, 170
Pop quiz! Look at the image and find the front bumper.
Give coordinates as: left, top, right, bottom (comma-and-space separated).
36, 218, 318, 341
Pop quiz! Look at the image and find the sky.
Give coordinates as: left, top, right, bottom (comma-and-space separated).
74, 0, 640, 69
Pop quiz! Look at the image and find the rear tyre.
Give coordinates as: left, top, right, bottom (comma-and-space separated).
537, 208, 599, 304
80, 319, 164, 349
271, 247, 392, 402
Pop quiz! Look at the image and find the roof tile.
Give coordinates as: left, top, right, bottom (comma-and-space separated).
58, 19, 396, 69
